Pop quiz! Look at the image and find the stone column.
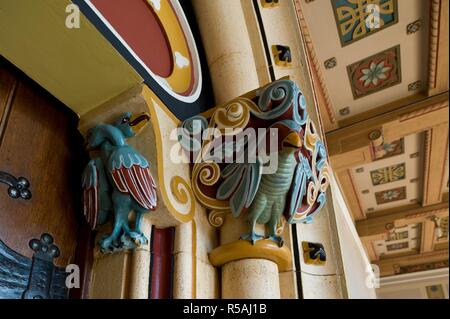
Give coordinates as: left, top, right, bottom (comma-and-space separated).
128, 217, 153, 299
191, 0, 260, 105
213, 214, 288, 299
258, 0, 346, 299
191, 0, 284, 299
222, 259, 280, 299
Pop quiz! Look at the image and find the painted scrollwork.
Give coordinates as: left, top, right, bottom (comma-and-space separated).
178, 79, 330, 245
170, 176, 196, 218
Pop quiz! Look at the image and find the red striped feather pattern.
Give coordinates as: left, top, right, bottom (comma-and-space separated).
83, 180, 99, 230
111, 165, 157, 210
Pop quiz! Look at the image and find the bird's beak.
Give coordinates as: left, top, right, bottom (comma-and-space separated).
283, 131, 302, 148
129, 112, 151, 135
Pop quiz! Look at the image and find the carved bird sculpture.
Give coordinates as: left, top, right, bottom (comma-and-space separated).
82, 112, 157, 252
186, 80, 330, 247
222, 131, 302, 246
216, 127, 313, 247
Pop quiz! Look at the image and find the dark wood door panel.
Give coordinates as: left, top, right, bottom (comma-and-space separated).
0, 58, 86, 267
0, 64, 17, 142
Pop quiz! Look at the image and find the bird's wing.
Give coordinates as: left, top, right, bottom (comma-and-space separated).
286, 145, 329, 224
286, 154, 312, 223
82, 159, 100, 230
109, 146, 157, 211
216, 162, 261, 218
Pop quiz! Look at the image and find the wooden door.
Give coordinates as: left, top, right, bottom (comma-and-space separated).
0, 57, 91, 299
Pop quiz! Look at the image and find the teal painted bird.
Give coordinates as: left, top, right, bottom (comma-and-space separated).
216, 128, 309, 247
214, 80, 328, 247
82, 112, 157, 252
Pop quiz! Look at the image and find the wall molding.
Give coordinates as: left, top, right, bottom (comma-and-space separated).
379, 267, 449, 286
294, 0, 337, 131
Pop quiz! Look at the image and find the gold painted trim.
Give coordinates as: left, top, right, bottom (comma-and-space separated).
422, 125, 449, 205
145, 0, 193, 95
142, 86, 181, 124
398, 100, 448, 122
337, 93, 427, 129
0, 78, 17, 147
294, 1, 337, 127
326, 93, 448, 158
191, 220, 197, 299
356, 202, 448, 237
423, 129, 433, 204
428, 0, 441, 92
209, 240, 293, 272
170, 176, 196, 218
141, 86, 196, 223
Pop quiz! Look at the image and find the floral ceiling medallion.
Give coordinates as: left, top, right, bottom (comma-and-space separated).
375, 186, 406, 205
347, 45, 401, 99
360, 61, 391, 87
332, 0, 398, 46
375, 138, 404, 161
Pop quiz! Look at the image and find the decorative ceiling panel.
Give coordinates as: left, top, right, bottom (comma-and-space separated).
298, 0, 429, 119
370, 163, 406, 186
351, 132, 424, 214
332, 0, 399, 47
375, 138, 405, 160
375, 186, 407, 204
373, 223, 420, 259
347, 45, 402, 99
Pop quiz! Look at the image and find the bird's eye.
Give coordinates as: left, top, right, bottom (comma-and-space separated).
122, 117, 130, 124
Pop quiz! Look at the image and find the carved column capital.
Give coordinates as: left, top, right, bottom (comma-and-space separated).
179, 79, 330, 247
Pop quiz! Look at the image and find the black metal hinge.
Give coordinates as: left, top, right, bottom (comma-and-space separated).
0, 170, 31, 199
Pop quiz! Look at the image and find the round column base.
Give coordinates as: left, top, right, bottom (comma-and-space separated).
209, 239, 292, 272
222, 259, 281, 299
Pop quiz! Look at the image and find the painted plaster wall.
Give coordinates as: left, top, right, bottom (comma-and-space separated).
377, 268, 449, 299
331, 176, 377, 299
79, 84, 220, 299
0, 0, 143, 116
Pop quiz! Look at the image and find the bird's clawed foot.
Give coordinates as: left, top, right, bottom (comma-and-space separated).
267, 235, 284, 247
120, 231, 148, 249
127, 231, 149, 246
240, 231, 264, 245
99, 231, 148, 253
99, 235, 120, 254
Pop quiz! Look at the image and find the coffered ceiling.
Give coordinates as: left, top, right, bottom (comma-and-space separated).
350, 132, 424, 214
295, 0, 447, 131
299, 0, 430, 120
296, 0, 449, 278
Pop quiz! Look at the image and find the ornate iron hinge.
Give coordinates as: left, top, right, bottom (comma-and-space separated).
22, 233, 67, 299
0, 233, 68, 299
0, 170, 31, 199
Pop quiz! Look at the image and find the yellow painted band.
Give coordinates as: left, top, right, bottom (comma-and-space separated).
191, 220, 197, 299
142, 86, 196, 223
209, 240, 293, 272
146, 0, 192, 94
